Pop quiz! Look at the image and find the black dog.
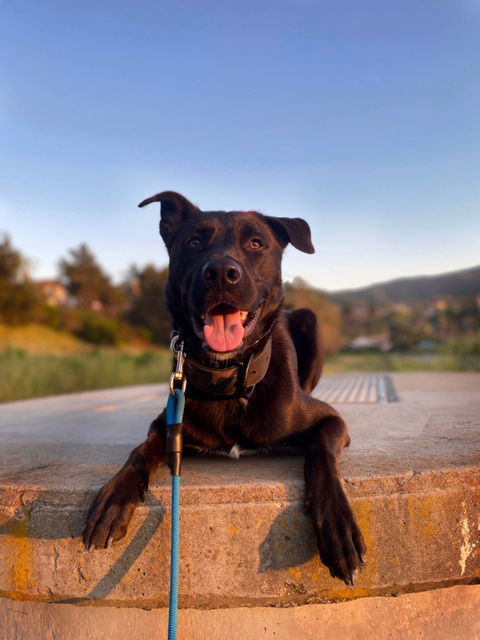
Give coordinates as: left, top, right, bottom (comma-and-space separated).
83, 191, 366, 585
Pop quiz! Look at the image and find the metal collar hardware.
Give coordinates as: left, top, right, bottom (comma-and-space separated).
183, 337, 272, 398
169, 334, 187, 393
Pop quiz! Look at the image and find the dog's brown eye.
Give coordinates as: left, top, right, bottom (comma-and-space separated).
187, 236, 202, 248
248, 238, 264, 250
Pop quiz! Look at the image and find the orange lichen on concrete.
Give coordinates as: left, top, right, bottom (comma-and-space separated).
287, 567, 302, 581
227, 524, 240, 537
6, 515, 35, 593
408, 494, 439, 539
351, 499, 378, 579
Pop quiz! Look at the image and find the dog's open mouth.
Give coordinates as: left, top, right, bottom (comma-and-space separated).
195, 303, 262, 352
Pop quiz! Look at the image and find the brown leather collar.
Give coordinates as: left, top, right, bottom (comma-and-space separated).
183, 337, 272, 398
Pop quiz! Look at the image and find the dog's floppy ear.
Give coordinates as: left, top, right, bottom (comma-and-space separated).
138, 191, 200, 247
263, 215, 315, 254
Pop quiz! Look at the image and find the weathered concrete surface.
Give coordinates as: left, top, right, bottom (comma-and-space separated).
1, 584, 480, 640
0, 373, 479, 609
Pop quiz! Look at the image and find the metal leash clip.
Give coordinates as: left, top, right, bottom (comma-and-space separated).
169, 334, 187, 394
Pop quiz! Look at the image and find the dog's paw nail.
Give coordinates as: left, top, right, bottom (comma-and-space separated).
105, 536, 113, 549
87, 543, 94, 551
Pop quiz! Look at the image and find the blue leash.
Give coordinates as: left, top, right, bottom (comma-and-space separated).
166, 387, 185, 640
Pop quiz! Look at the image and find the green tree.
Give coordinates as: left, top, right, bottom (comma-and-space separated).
387, 311, 421, 351
59, 244, 124, 312
125, 264, 170, 344
0, 234, 43, 324
283, 277, 345, 354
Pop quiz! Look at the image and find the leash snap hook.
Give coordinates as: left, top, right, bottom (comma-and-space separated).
169, 334, 187, 394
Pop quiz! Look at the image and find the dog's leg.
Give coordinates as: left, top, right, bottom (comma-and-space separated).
83, 412, 166, 550
303, 408, 366, 585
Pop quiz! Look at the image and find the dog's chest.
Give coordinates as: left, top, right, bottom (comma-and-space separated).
217, 443, 265, 458
185, 442, 265, 459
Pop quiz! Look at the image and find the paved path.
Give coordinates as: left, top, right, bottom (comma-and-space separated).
0, 373, 478, 497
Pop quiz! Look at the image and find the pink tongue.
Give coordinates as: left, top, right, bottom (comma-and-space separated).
204, 311, 245, 352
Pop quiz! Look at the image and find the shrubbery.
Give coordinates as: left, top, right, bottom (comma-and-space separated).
74, 312, 124, 346
443, 335, 480, 356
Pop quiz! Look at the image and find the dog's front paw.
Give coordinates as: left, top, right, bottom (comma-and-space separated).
83, 465, 146, 550
306, 485, 366, 585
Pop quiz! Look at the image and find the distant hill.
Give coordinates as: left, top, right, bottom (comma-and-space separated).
331, 265, 480, 308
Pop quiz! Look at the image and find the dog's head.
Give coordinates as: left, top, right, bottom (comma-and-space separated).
139, 191, 314, 358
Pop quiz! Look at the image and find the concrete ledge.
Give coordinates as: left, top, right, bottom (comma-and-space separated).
0, 373, 479, 610
2, 585, 480, 639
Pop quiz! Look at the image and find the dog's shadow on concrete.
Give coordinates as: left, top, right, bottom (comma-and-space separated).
64, 492, 166, 604
258, 502, 317, 572
2, 489, 319, 597
0, 491, 166, 604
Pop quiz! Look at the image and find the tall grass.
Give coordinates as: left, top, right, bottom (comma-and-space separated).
1, 326, 478, 403
0, 348, 172, 403
324, 350, 480, 373
2, 348, 478, 404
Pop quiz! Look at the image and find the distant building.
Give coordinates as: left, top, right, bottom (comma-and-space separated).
90, 299, 104, 312
348, 334, 392, 352
390, 303, 412, 314
36, 280, 69, 307
416, 339, 438, 351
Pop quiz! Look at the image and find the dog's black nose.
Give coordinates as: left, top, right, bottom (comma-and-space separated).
202, 258, 243, 286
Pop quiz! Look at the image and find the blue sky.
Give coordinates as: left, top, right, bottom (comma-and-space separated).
1, 1, 479, 291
